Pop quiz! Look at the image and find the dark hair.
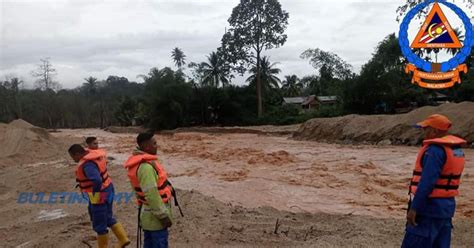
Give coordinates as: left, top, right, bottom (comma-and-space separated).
85, 136, 97, 144
137, 132, 154, 146
68, 144, 86, 155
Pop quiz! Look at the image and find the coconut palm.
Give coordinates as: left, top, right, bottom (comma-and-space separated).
201, 52, 231, 87
246, 56, 281, 92
282, 75, 303, 97
171, 47, 186, 69
83, 76, 98, 95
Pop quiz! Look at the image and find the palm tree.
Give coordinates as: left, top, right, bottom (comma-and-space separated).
171, 47, 186, 69
300, 75, 320, 94
282, 75, 303, 97
201, 52, 231, 87
246, 56, 281, 92
83, 76, 98, 95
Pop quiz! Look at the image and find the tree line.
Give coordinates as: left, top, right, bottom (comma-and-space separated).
1, 0, 473, 129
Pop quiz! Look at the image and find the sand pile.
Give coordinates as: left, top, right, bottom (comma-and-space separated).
9, 119, 35, 129
294, 102, 474, 145
0, 119, 65, 165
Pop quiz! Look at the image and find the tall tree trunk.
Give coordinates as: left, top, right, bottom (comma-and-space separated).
100, 100, 105, 129
256, 52, 263, 117
47, 114, 53, 128
199, 87, 205, 125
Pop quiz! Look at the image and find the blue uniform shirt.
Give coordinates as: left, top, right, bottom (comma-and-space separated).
411, 145, 456, 218
83, 161, 114, 203
83, 162, 103, 192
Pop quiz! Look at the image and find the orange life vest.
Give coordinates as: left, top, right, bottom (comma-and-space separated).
86, 148, 107, 160
409, 135, 466, 198
123, 153, 173, 205
75, 151, 112, 192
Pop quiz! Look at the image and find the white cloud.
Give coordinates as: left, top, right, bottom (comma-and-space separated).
1, 0, 472, 88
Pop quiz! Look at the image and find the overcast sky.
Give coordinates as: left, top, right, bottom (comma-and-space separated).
1, 0, 472, 88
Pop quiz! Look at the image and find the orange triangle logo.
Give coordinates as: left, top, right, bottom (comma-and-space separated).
411, 2, 462, 49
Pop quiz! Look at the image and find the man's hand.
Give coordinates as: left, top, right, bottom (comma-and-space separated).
160, 216, 172, 228
406, 208, 417, 226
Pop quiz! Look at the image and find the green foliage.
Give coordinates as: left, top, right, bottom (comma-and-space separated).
441, 57, 474, 102
342, 33, 429, 114
171, 47, 186, 69
300, 48, 354, 97
221, 0, 289, 116
1, 27, 472, 130
83, 76, 98, 95
396, 0, 473, 22
246, 56, 281, 92
281, 75, 302, 97
189, 51, 232, 87
115, 97, 137, 126
143, 67, 192, 130
0, 77, 23, 120
221, 0, 289, 70
301, 48, 353, 80
0, 74, 144, 128
313, 105, 345, 118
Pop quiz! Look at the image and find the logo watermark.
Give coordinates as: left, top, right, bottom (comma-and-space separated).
17, 192, 135, 205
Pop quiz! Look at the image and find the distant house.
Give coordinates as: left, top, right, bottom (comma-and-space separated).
301, 95, 318, 109
283, 95, 339, 110
317, 95, 338, 105
283, 97, 306, 106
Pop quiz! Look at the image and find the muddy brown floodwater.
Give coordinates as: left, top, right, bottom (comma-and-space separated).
54, 129, 474, 219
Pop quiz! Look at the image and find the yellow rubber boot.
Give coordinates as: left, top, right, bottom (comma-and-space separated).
97, 233, 109, 248
110, 223, 131, 248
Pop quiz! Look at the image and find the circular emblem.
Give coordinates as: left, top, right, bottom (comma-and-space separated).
399, 0, 472, 73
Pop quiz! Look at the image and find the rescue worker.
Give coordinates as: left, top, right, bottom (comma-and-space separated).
86, 136, 107, 159
86, 136, 100, 150
68, 144, 130, 248
402, 114, 466, 248
123, 132, 175, 248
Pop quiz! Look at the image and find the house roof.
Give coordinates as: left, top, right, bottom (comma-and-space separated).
302, 95, 316, 106
283, 97, 306, 104
316, 96, 338, 102
284, 95, 339, 105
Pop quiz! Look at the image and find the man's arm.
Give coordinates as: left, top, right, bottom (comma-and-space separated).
137, 163, 172, 226
83, 162, 102, 193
